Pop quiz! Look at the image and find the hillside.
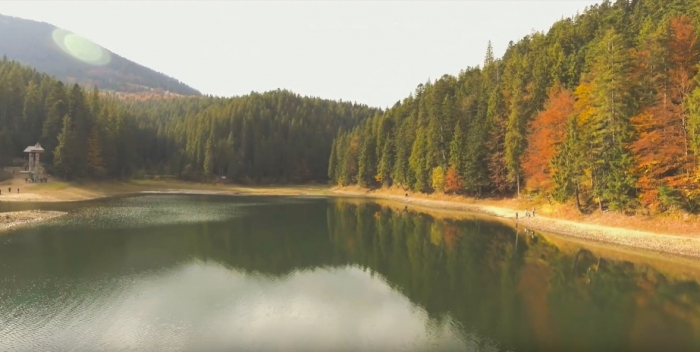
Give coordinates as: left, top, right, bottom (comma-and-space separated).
0, 14, 200, 96
329, 0, 700, 215
0, 59, 379, 183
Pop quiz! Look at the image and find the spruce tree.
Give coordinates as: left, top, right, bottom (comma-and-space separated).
409, 127, 429, 192
53, 115, 76, 179
377, 139, 393, 186
86, 126, 106, 178
552, 116, 585, 211
203, 136, 214, 177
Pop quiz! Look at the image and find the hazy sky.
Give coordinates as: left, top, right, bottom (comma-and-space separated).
2, 1, 600, 107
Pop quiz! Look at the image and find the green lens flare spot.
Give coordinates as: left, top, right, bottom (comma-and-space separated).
52, 29, 111, 66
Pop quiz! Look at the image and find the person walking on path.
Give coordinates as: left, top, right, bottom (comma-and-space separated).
532, 207, 536, 217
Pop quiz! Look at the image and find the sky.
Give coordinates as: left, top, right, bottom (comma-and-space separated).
1, 1, 601, 108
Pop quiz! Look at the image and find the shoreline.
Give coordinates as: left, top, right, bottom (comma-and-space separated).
330, 188, 700, 260
2, 179, 700, 260
0, 210, 67, 234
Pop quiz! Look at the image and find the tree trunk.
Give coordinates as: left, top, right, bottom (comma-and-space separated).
574, 184, 583, 214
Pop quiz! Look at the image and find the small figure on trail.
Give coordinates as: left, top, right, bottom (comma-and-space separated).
532, 207, 536, 217
525, 211, 530, 218
515, 212, 519, 220
8, 187, 10, 194
17, 188, 19, 193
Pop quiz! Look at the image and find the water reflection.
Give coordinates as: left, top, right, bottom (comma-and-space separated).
1, 196, 700, 351
326, 201, 700, 352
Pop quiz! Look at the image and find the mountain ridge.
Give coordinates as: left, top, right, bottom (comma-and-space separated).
0, 14, 201, 96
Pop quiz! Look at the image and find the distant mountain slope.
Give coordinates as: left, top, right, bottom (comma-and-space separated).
0, 14, 200, 96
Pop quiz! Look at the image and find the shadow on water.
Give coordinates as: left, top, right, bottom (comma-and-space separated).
0, 195, 699, 352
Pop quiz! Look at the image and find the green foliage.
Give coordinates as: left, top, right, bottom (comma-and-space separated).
53, 115, 77, 179
551, 117, 585, 205
0, 58, 378, 183
658, 184, 683, 211
357, 133, 377, 187
431, 166, 445, 193
409, 128, 430, 192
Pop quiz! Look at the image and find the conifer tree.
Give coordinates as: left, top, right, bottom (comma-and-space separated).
86, 126, 106, 178
585, 29, 638, 210
551, 116, 585, 211
377, 139, 393, 186
53, 115, 76, 179
22, 81, 43, 147
328, 137, 339, 183
409, 127, 429, 192
357, 132, 377, 187
203, 134, 214, 177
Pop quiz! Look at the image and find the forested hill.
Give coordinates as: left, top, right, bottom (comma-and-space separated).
0, 14, 200, 96
329, 0, 700, 214
0, 59, 379, 182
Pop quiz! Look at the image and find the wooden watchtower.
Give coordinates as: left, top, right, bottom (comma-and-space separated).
23, 142, 45, 181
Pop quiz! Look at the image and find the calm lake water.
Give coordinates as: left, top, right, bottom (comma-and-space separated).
1, 195, 700, 352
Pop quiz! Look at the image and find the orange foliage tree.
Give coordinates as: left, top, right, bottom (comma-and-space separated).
631, 16, 699, 207
521, 85, 574, 193
444, 165, 464, 194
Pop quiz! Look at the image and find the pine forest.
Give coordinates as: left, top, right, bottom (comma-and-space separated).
1, 0, 700, 215
328, 0, 700, 214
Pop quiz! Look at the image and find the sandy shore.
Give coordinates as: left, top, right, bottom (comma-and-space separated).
0, 210, 66, 234
331, 188, 700, 259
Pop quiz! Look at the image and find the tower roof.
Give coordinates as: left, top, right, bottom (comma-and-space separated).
24, 142, 44, 153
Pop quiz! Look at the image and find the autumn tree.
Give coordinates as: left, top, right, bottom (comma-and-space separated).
631, 16, 699, 208
431, 166, 445, 193
444, 166, 464, 194
521, 86, 574, 193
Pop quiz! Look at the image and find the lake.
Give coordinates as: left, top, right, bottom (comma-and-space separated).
1, 194, 699, 352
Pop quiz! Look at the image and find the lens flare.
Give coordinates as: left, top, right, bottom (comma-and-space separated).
52, 29, 111, 66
